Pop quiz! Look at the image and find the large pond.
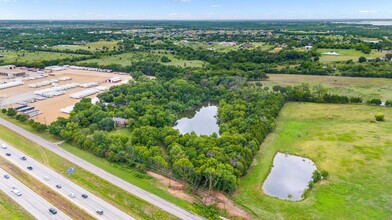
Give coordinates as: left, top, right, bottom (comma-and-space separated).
173, 105, 219, 136
262, 153, 317, 201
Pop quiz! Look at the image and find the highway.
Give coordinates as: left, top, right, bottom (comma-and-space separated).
0, 167, 71, 220
0, 117, 204, 220
0, 139, 134, 220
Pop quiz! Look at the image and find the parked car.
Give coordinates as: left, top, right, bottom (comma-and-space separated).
1, 144, 7, 149
56, 184, 62, 189
49, 208, 57, 214
96, 209, 104, 215
5, 153, 11, 156
27, 166, 33, 170
4, 174, 10, 179
20, 156, 27, 161
69, 192, 76, 198
11, 187, 22, 196
81, 194, 88, 199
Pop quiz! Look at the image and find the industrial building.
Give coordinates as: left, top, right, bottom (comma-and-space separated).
0, 65, 27, 77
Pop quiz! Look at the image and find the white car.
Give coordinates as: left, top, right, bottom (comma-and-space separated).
44, 176, 50, 181
69, 192, 76, 198
11, 187, 22, 196
1, 144, 7, 149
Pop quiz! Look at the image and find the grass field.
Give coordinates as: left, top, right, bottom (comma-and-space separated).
233, 103, 392, 219
186, 42, 273, 53
78, 51, 206, 68
263, 74, 392, 101
0, 190, 35, 219
0, 50, 86, 63
318, 49, 386, 63
53, 41, 118, 52
0, 123, 178, 220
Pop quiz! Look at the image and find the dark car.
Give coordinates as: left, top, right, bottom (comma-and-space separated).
49, 208, 57, 215
96, 209, 104, 215
5, 153, 11, 156
20, 156, 27, 161
4, 174, 10, 179
81, 194, 88, 199
56, 184, 62, 189
27, 166, 33, 170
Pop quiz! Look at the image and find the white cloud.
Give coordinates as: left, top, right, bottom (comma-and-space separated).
210, 4, 222, 8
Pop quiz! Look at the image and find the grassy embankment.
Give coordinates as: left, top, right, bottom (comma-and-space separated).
233, 103, 392, 219
0, 191, 35, 219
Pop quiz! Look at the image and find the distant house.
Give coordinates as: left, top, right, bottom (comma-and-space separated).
0, 54, 4, 58
219, 42, 237, 46
305, 45, 313, 50
112, 117, 127, 128
241, 43, 255, 49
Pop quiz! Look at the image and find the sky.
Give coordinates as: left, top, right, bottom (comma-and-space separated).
0, 0, 392, 20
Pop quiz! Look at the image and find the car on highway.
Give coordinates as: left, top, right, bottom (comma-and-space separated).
27, 166, 33, 170
49, 207, 57, 215
5, 152, 11, 156
1, 144, 7, 149
20, 156, 27, 160
69, 192, 76, 198
11, 187, 22, 196
96, 209, 104, 215
81, 194, 88, 199
56, 184, 62, 189
44, 176, 50, 181
4, 174, 10, 179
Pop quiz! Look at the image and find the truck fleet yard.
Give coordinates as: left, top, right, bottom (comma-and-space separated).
0, 66, 132, 124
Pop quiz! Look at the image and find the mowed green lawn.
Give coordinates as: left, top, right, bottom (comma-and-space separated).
0, 50, 86, 63
318, 49, 386, 63
233, 103, 392, 220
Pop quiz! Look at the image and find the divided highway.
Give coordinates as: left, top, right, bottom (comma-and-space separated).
0, 139, 134, 220
0, 167, 71, 220
0, 117, 204, 220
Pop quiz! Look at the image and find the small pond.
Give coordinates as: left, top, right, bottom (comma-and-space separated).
173, 105, 219, 136
262, 152, 317, 201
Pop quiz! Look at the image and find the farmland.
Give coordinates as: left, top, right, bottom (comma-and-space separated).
318, 49, 386, 63
234, 103, 392, 219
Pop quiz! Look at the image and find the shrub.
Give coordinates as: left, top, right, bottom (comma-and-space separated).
375, 113, 385, 121
367, 99, 382, 105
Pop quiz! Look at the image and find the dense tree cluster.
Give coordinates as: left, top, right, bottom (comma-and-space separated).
49, 75, 284, 193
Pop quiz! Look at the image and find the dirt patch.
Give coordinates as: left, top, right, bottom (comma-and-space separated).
147, 171, 253, 220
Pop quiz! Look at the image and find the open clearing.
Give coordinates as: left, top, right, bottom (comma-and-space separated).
53, 41, 119, 52
233, 103, 392, 219
263, 74, 392, 101
0, 50, 87, 63
0, 69, 132, 124
317, 49, 385, 63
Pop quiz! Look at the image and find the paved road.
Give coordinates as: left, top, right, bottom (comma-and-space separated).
0, 167, 71, 220
0, 140, 134, 220
0, 117, 203, 220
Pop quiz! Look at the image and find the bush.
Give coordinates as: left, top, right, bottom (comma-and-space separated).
358, 56, 367, 63
6, 108, 17, 117
375, 113, 385, 121
1, 108, 7, 114
367, 98, 382, 105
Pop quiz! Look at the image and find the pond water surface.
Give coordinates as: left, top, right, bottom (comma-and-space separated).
262, 152, 317, 201
173, 105, 219, 136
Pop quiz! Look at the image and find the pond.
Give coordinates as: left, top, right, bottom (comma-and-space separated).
173, 105, 220, 136
262, 152, 317, 201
